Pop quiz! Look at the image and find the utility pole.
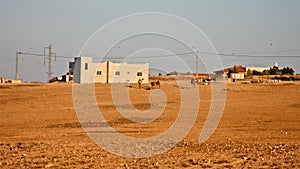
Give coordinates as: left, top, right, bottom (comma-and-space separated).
192, 47, 199, 80
44, 44, 52, 82
196, 51, 198, 80
48, 44, 52, 81
16, 44, 59, 82
15, 52, 19, 80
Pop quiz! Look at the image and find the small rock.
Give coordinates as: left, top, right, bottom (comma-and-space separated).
123, 164, 129, 169
45, 163, 54, 168
152, 161, 159, 166
182, 162, 191, 167
188, 159, 198, 165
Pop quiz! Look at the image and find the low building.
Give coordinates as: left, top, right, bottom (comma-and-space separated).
231, 73, 244, 80
246, 67, 270, 73
192, 73, 211, 79
0, 77, 22, 84
71, 57, 149, 84
214, 65, 246, 78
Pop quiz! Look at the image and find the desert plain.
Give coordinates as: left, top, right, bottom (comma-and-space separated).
0, 80, 299, 168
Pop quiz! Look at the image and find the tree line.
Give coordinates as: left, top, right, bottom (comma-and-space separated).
247, 66, 294, 76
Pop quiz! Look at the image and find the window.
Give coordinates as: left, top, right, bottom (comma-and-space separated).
85, 63, 88, 70
115, 71, 120, 75
97, 71, 102, 75
137, 72, 142, 76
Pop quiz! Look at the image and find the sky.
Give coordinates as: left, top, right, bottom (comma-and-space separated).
0, 0, 299, 82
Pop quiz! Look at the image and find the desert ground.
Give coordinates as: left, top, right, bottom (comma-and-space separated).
0, 80, 299, 168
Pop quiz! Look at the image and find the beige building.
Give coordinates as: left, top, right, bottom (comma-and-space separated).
246, 67, 270, 73
71, 57, 148, 84
214, 65, 246, 78
231, 73, 244, 79
0, 77, 22, 84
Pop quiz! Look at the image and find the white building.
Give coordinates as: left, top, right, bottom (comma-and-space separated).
231, 73, 244, 80
71, 57, 148, 84
246, 67, 270, 73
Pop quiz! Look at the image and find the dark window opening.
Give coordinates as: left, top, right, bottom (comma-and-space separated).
85, 63, 88, 70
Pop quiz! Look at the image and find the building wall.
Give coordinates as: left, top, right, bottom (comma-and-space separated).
73, 58, 81, 83
73, 57, 98, 83
10, 79, 22, 84
231, 73, 244, 79
106, 62, 148, 84
246, 67, 270, 72
95, 62, 108, 83
73, 57, 148, 84
0, 78, 22, 84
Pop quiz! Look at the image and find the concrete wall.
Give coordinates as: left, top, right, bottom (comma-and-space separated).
10, 79, 22, 84
73, 58, 81, 83
246, 67, 270, 72
107, 62, 148, 84
74, 57, 97, 83
73, 57, 148, 84
231, 73, 245, 79
94, 62, 108, 83
0, 78, 22, 84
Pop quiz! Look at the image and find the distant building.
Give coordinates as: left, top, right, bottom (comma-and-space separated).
70, 57, 149, 84
0, 77, 22, 84
246, 67, 270, 73
231, 73, 244, 80
214, 65, 246, 78
192, 73, 211, 79
166, 72, 211, 79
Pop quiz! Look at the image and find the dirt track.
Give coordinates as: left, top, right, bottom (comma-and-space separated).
0, 81, 299, 168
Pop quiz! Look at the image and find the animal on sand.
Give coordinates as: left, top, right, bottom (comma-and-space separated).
138, 79, 142, 89
150, 80, 160, 89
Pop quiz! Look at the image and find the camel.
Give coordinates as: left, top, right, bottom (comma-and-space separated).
151, 80, 160, 89
156, 80, 160, 89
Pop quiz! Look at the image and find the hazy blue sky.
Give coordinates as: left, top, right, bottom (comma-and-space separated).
0, 0, 299, 82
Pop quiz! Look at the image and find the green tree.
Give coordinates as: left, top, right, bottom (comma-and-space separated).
246, 69, 252, 76
227, 69, 233, 78
262, 69, 270, 75
168, 71, 178, 76
269, 66, 280, 75
252, 70, 262, 75
282, 67, 294, 75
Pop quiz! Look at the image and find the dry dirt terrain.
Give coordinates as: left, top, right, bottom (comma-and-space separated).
0, 81, 299, 168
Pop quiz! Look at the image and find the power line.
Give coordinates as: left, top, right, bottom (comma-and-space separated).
16, 47, 73, 81
17, 49, 299, 60
94, 51, 300, 60
18, 52, 74, 58
237, 49, 300, 55
214, 53, 300, 58
16, 50, 300, 62
8, 49, 299, 82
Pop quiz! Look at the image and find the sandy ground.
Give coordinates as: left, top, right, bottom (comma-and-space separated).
0, 81, 299, 168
